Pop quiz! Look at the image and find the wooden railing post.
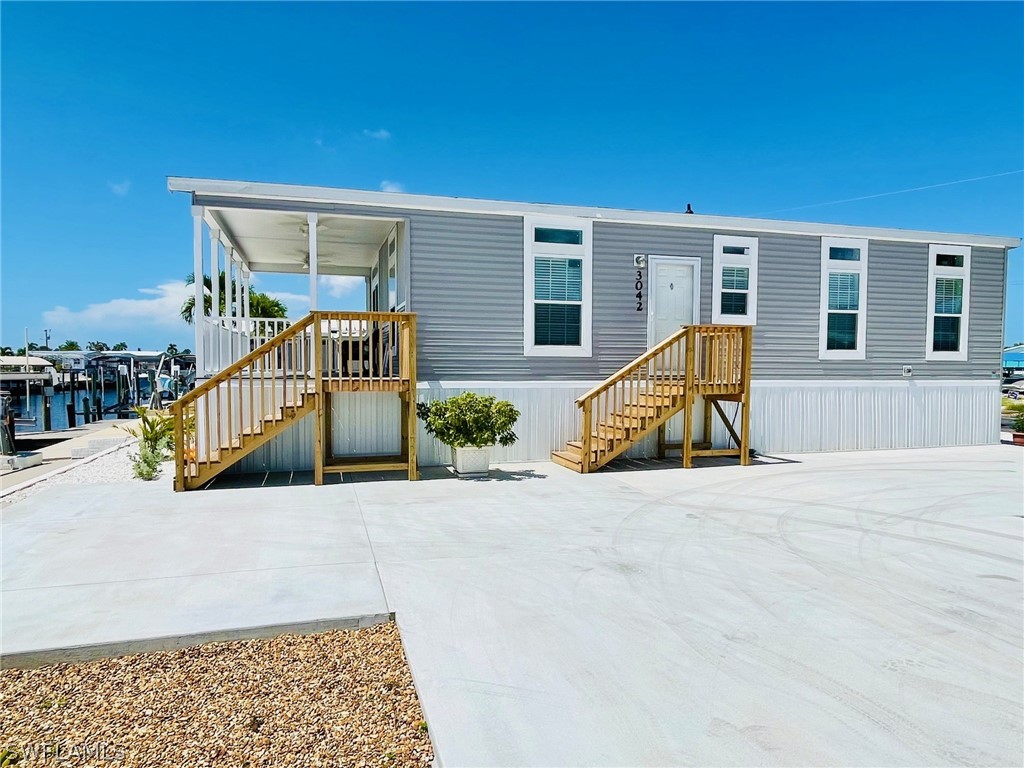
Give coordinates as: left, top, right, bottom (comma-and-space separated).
313, 312, 325, 486
740, 325, 753, 466
682, 326, 696, 469
406, 315, 418, 481
581, 399, 593, 473
172, 400, 185, 492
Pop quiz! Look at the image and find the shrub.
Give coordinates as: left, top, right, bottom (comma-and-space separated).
121, 407, 174, 480
1012, 410, 1024, 433
416, 393, 520, 448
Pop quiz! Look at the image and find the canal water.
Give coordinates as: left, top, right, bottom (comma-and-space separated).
8, 390, 135, 433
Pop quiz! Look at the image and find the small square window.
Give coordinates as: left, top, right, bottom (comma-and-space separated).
722, 245, 749, 256
826, 313, 858, 350
720, 292, 748, 315
932, 316, 961, 352
721, 266, 749, 291
935, 253, 964, 268
534, 258, 582, 302
829, 246, 860, 261
828, 273, 860, 311
934, 278, 962, 315
535, 227, 583, 245
535, 303, 581, 346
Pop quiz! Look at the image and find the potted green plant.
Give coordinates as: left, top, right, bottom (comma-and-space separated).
416, 392, 520, 476
1010, 406, 1024, 446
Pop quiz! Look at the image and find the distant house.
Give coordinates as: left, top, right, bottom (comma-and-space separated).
166, 177, 1020, 488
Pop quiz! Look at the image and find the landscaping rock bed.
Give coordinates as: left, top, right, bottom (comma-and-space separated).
0, 623, 433, 767
0, 442, 156, 509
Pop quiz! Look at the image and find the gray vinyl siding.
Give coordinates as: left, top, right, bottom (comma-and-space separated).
595, 222, 1005, 380
194, 195, 1006, 382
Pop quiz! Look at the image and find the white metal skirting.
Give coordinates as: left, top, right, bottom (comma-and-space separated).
224, 379, 1001, 472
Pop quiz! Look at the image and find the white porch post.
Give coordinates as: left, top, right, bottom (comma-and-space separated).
235, 256, 244, 320
243, 269, 251, 318
192, 206, 205, 375
226, 249, 238, 363
208, 229, 221, 371
225, 250, 235, 320
308, 212, 318, 311
209, 229, 220, 324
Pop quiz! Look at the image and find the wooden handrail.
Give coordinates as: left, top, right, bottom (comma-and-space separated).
173, 310, 419, 490
575, 325, 690, 405
183, 313, 316, 403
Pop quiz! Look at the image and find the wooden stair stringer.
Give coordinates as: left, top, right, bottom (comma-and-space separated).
588, 395, 689, 470
553, 394, 689, 472
184, 395, 317, 489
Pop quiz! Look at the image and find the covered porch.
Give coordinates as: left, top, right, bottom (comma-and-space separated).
190, 204, 409, 377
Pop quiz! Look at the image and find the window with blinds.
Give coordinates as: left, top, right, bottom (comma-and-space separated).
534, 258, 583, 345
926, 244, 970, 360
819, 237, 868, 359
712, 235, 758, 324
720, 266, 750, 316
524, 216, 592, 356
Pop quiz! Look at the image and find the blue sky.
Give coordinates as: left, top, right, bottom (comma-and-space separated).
2, 1, 1021, 351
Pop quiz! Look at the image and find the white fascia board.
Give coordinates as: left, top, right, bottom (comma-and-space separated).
168, 177, 1022, 250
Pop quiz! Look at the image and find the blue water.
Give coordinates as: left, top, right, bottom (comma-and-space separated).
9, 390, 136, 433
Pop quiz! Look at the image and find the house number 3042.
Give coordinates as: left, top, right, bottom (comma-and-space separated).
635, 270, 644, 311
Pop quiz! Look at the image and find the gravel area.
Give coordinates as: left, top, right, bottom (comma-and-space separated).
0, 623, 433, 767
0, 442, 156, 508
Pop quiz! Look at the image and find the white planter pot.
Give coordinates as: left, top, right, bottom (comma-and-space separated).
451, 445, 492, 477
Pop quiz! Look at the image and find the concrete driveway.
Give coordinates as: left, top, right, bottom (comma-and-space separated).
3, 445, 1022, 766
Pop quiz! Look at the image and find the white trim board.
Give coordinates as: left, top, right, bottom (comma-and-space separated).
818, 236, 868, 361
169, 177, 1021, 250
751, 378, 999, 389
416, 378, 1000, 390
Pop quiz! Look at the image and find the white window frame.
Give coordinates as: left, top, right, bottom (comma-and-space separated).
818, 236, 868, 360
711, 234, 758, 325
370, 264, 380, 311
386, 226, 398, 312
925, 243, 971, 362
523, 215, 593, 357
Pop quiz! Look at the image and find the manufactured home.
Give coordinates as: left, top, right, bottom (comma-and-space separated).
166, 177, 1019, 489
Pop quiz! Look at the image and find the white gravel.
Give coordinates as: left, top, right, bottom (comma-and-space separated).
0, 442, 172, 509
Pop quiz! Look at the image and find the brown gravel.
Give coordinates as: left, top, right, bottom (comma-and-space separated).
0, 623, 433, 767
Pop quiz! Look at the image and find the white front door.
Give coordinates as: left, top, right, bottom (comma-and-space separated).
648, 257, 700, 346
648, 256, 702, 445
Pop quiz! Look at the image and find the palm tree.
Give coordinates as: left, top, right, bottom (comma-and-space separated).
180, 272, 288, 325
0, 346, 13, 355
57, 340, 81, 351
166, 343, 179, 356
86, 341, 109, 352
112, 342, 128, 351
248, 291, 288, 319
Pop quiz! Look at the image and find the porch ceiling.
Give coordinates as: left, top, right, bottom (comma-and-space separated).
210, 208, 397, 274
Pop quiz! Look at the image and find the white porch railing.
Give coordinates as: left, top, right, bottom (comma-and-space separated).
200, 316, 292, 375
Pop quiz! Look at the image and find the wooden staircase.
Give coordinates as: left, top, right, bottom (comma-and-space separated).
552, 325, 752, 473
171, 311, 417, 490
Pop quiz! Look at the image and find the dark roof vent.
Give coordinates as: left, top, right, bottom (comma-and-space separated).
684, 203, 694, 214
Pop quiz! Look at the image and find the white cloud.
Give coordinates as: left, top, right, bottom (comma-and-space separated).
266, 291, 310, 307
108, 180, 131, 196
320, 276, 365, 298
379, 180, 404, 193
363, 128, 391, 140
43, 281, 192, 335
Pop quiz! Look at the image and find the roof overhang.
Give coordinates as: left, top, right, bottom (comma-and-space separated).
198, 202, 399, 274
169, 176, 1021, 250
